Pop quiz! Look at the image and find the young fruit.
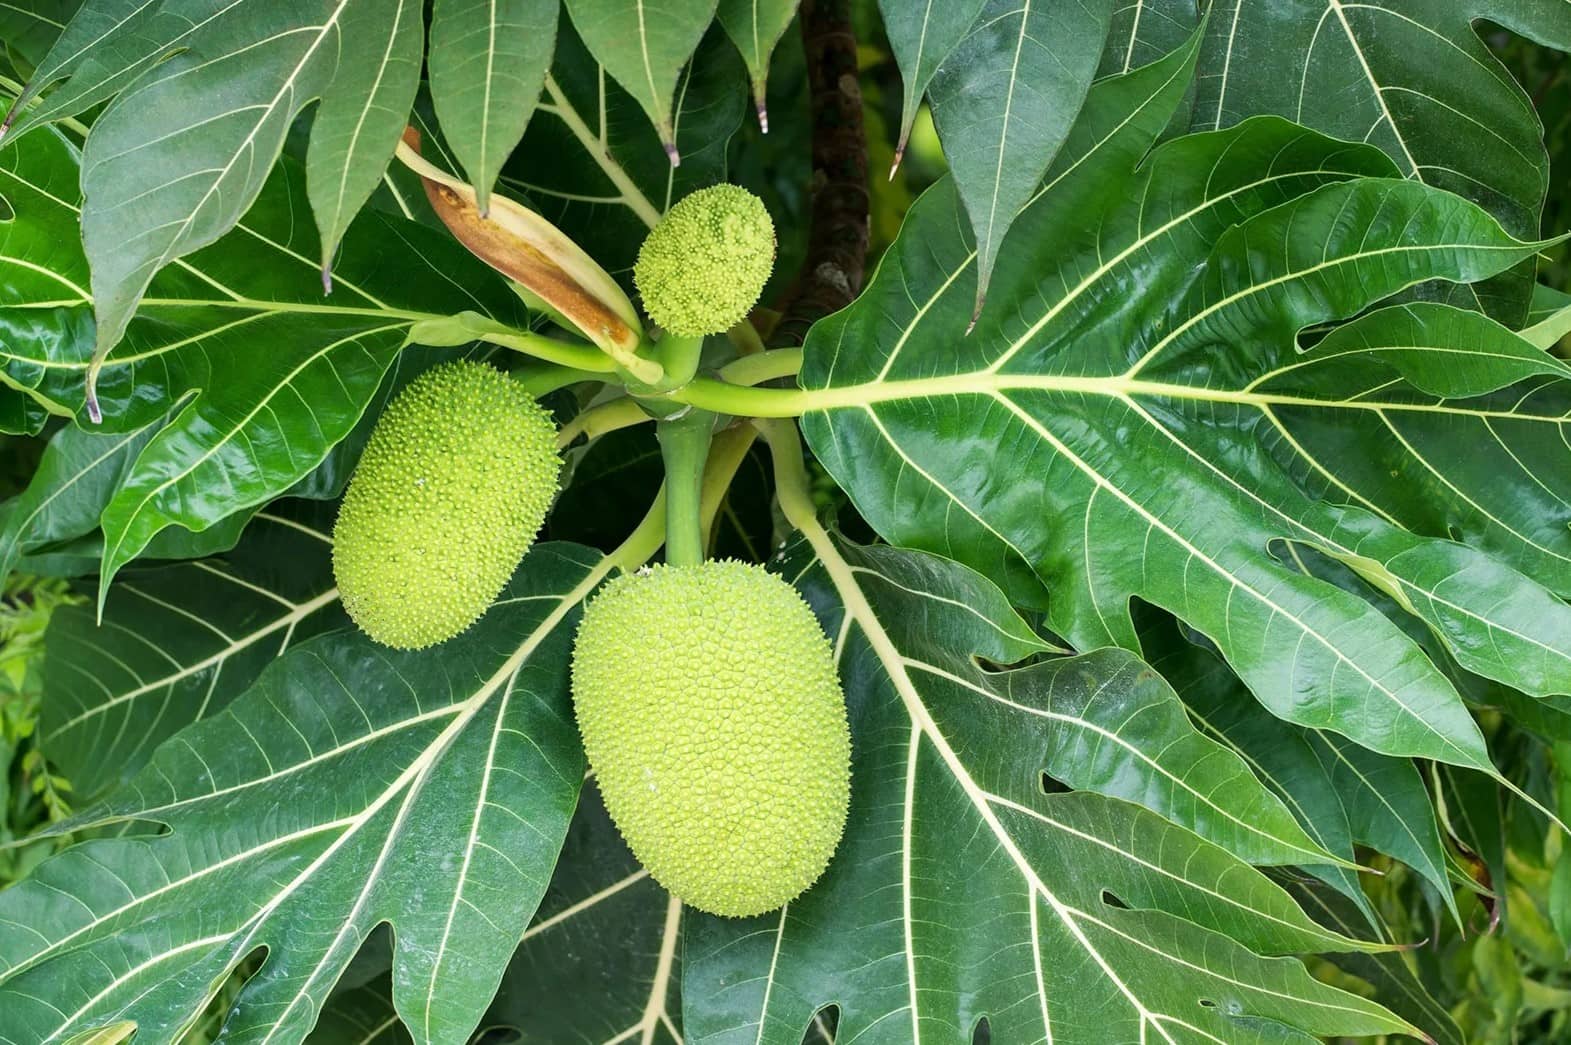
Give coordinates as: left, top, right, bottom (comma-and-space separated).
332, 361, 560, 649
571, 560, 851, 917
633, 184, 776, 337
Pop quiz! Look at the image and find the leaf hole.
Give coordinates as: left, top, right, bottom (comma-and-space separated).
1199, 996, 1246, 1016
0, 192, 13, 223
806, 1004, 839, 1043
1040, 772, 1072, 796
1100, 889, 1130, 911
971, 1015, 991, 1044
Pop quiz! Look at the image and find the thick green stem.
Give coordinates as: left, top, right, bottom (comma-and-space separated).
660, 376, 814, 417
655, 334, 706, 388
657, 410, 716, 567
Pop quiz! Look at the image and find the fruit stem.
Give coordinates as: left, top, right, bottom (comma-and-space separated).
557, 396, 650, 449
653, 333, 706, 389
644, 349, 807, 418
657, 409, 715, 567
462, 325, 620, 374
754, 419, 820, 536
608, 488, 670, 574
718, 348, 802, 386
726, 317, 768, 357
510, 363, 605, 397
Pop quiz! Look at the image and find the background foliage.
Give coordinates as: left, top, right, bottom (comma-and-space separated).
1, 1, 1570, 1043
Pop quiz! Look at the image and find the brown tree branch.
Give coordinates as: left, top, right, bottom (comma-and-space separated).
770, 0, 870, 349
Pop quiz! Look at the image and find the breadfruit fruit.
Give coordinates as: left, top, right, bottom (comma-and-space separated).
571, 560, 851, 917
633, 184, 775, 337
332, 360, 560, 649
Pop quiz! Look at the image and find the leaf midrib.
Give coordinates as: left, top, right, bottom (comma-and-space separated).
797, 370, 1568, 424
0, 298, 462, 374
4, 567, 607, 1020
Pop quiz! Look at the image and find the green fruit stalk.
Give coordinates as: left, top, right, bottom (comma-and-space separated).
333, 361, 561, 649
571, 560, 851, 917
634, 184, 776, 337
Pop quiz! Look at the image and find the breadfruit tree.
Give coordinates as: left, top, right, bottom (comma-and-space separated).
0, 2, 1569, 1044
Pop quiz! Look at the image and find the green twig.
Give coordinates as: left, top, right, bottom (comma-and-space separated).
719, 347, 803, 386
557, 397, 651, 449
657, 410, 716, 567
607, 488, 670, 575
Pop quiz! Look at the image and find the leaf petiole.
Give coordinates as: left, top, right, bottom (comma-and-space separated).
556, 397, 650, 449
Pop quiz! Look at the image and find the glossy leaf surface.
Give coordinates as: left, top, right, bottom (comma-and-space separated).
0, 544, 602, 1044
797, 41, 1570, 774
683, 534, 1407, 1044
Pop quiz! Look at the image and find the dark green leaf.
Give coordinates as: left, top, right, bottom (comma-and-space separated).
926, 0, 1115, 313
683, 534, 1407, 1044
1526, 283, 1571, 348
429, 0, 558, 212
483, 782, 682, 1043
716, 0, 795, 128
509, 21, 746, 275
0, 412, 165, 580
0, 0, 78, 73
796, 39, 1562, 773
306, 0, 425, 277
308, 976, 412, 1044
1147, 609, 1453, 919
63, 1, 428, 363
0, 0, 177, 143
875, 0, 985, 165
1192, 0, 1571, 323
0, 543, 603, 1044
0, 119, 527, 594
40, 503, 344, 801
1098, 0, 1198, 78
560, 0, 717, 161
1140, 610, 1376, 923
1286, 879, 1466, 1045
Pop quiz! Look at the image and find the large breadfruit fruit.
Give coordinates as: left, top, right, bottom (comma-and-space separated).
571, 560, 851, 917
633, 184, 775, 337
332, 360, 560, 649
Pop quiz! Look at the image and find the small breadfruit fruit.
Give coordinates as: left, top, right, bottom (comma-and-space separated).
571, 560, 851, 917
332, 360, 560, 649
633, 184, 775, 337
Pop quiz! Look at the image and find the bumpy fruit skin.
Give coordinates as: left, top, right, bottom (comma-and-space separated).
633, 184, 775, 337
571, 560, 851, 917
332, 361, 560, 649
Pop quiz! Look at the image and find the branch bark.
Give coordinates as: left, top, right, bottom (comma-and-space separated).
770, 0, 870, 348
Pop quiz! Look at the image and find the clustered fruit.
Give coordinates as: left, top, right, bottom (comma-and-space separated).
572, 561, 851, 915
332, 360, 561, 650
634, 183, 776, 337
331, 185, 849, 917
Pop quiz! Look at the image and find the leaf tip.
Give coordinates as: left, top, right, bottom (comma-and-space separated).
756, 98, 770, 135
967, 293, 985, 335
320, 262, 333, 296
0, 98, 22, 144
890, 121, 913, 181
664, 139, 681, 168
